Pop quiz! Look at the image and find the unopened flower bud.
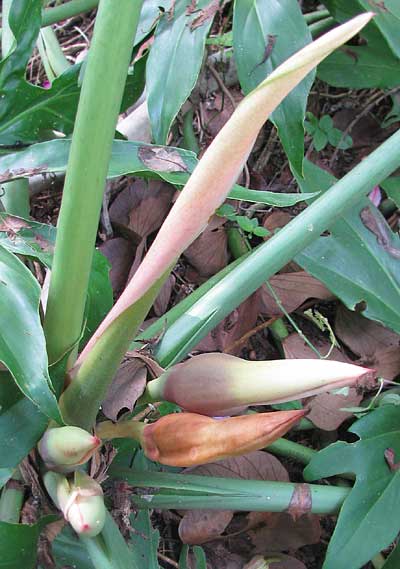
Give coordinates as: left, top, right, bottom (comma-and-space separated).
141, 410, 305, 466
144, 353, 375, 416
38, 426, 101, 472
43, 471, 106, 537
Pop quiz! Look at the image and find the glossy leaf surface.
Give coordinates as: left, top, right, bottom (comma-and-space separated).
0, 371, 47, 469
304, 405, 400, 569
147, 0, 218, 144
0, 139, 317, 206
296, 161, 400, 334
0, 516, 53, 569
0, 0, 145, 145
0, 213, 113, 350
0, 245, 61, 421
233, 0, 314, 172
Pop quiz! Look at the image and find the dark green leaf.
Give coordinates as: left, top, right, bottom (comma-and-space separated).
130, 510, 160, 568
304, 406, 400, 569
0, 213, 113, 351
0, 470, 13, 490
383, 542, 400, 569
0, 139, 317, 206
313, 128, 328, 151
319, 115, 333, 131
134, 0, 171, 45
0, 244, 61, 421
193, 546, 207, 569
0, 516, 53, 569
0, 0, 42, 77
147, 0, 217, 144
381, 176, 400, 208
317, 35, 400, 88
82, 512, 142, 569
53, 526, 94, 569
233, 0, 314, 173
323, 0, 400, 58
0, 371, 47, 469
296, 161, 400, 334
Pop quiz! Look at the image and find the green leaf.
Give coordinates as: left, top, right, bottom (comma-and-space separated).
53, 526, 94, 569
147, 0, 217, 144
313, 128, 328, 151
327, 128, 352, 149
233, 0, 314, 173
319, 114, 333, 131
193, 546, 207, 569
0, 139, 318, 206
383, 542, 400, 569
0, 245, 61, 421
0, 213, 113, 351
304, 406, 400, 569
0, 371, 48, 469
381, 176, 400, 208
134, 0, 171, 45
324, 0, 400, 58
0, 516, 54, 569
0, 470, 13, 491
82, 512, 142, 569
296, 161, 400, 334
130, 510, 160, 568
317, 35, 400, 88
0, 0, 42, 75
0, 0, 145, 146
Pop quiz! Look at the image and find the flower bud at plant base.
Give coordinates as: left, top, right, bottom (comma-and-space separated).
38, 426, 101, 472
144, 353, 375, 416
141, 410, 305, 467
43, 470, 106, 537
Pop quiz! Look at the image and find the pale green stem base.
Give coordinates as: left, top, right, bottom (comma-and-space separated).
0, 179, 30, 218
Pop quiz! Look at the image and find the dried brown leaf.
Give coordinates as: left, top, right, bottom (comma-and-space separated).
335, 305, 400, 379
179, 452, 288, 544
0, 215, 30, 234
195, 291, 261, 355
184, 215, 228, 277
99, 238, 135, 296
287, 484, 312, 521
109, 178, 174, 238
153, 274, 176, 316
138, 145, 189, 172
102, 358, 147, 421
260, 272, 332, 317
190, 0, 223, 30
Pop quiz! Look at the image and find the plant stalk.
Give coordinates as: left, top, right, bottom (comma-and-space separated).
112, 468, 350, 515
44, 0, 144, 366
309, 17, 336, 38
0, 474, 24, 524
152, 127, 400, 367
43, 0, 99, 27
266, 437, 316, 465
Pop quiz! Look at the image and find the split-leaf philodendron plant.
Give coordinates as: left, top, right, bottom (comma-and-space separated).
1, 2, 400, 568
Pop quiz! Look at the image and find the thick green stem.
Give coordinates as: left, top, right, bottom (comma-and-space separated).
44, 0, 144, 365
309, 17, 336, 38
38, 26, 70, 79
112, 468, 350, 514
0, 475, 24, 524
304, 9, 330, 24
1, 0, 13, 58
182, 109, 200, 155
152, 128, 400, 367
266, 437, 316, 465
43, 0, 99, 27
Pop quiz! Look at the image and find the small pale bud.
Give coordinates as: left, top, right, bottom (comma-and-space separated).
141, 410, 305, 467
145, 353, 375, 416
43, 471, 106, 537
38, 426, 101, 472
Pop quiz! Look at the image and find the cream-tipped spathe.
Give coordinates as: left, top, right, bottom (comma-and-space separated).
144, 353, 375, 416
38, 426, 101, 472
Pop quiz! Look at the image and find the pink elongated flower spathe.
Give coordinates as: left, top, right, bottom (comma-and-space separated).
75, 12, 374, 371
143, 353, 375, 416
